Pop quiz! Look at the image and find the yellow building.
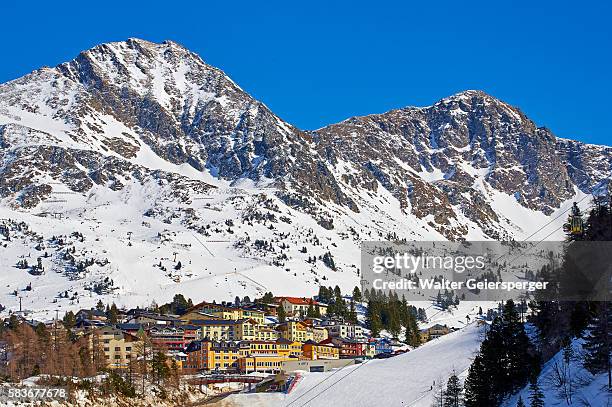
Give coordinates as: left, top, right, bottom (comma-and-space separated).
184, 338, 299, 374
184, 340, 249, 372
247, 339, 301, 358
94, 327, 141, 369
238, 354, 291, 374
302, 341, 340, 360
419, 324, 450, 342
428, 324, 450, 339
255, 326, 280, 341
182, 302, 265, 325
278, 321, 314, 343
235, 319, 257, 341
312, 326, 329, 343
196, 319, 258, 341
276, 338, 303, 358
241, 309, 265, 325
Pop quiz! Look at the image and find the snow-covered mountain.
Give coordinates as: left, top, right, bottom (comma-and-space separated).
0, 38, 610, 317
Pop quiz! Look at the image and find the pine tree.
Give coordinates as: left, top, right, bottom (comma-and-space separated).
516, 395, 526, 407
528, 379, 544, 407
582, 301, 612, 388
314, 304, 321, 318
62, 311, 76, 329
337, 298, 348, 320
326, 300, 336, 318
443, 373, 461, 407
400, 296, 420, 346
318, 286, 329, 303
348, 300, 358, 324
502, 300, 538, 392
464, 354, 494, 406
277, 305, 286, 323
352, 286, 362, 303
96, 299, 105, 311
169, 293, 190, 314
306, 301, 316, 318
387, 299, 401, 338
560, 338, 575, 405
151, 351, 170, 385
260, 291, 274, 304
577, 199, 612, 389
8, 314, 19, 330
331, 285, 340, 302
108, 303, 119, 324
366, 300, 382, 337
363, 288, 371, 301
322, 252, 336, 270
465, 300, 539, 405
332, 287, 348, 320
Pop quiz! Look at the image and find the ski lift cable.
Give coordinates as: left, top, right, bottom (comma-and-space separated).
519, 194, 591, 242
292, 360, 371, 407
493, 196, 592, 264
503, 200, 596, 267
284, 359, 362, 407
511, 173, 611, 247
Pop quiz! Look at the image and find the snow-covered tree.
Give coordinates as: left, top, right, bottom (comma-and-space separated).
528, 379, 544, 407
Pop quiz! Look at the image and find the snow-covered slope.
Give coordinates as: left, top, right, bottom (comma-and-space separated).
223, 323, 485, 407
505, 334, 612, 406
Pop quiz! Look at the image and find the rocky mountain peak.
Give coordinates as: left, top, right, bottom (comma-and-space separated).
1, 39, 611, 240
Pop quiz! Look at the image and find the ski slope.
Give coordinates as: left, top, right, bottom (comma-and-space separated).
222, 323, 485, 407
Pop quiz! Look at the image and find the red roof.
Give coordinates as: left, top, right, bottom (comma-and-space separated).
275, 297, 324, 306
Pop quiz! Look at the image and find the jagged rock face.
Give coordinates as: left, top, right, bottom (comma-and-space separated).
0, 40, 611, 239
0, 124, 214, 209
0, 39, 353, 216
55, 38, 302, 178
311, 91, 612, 238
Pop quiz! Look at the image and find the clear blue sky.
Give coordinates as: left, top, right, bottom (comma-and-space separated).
2, 1, 611, 144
